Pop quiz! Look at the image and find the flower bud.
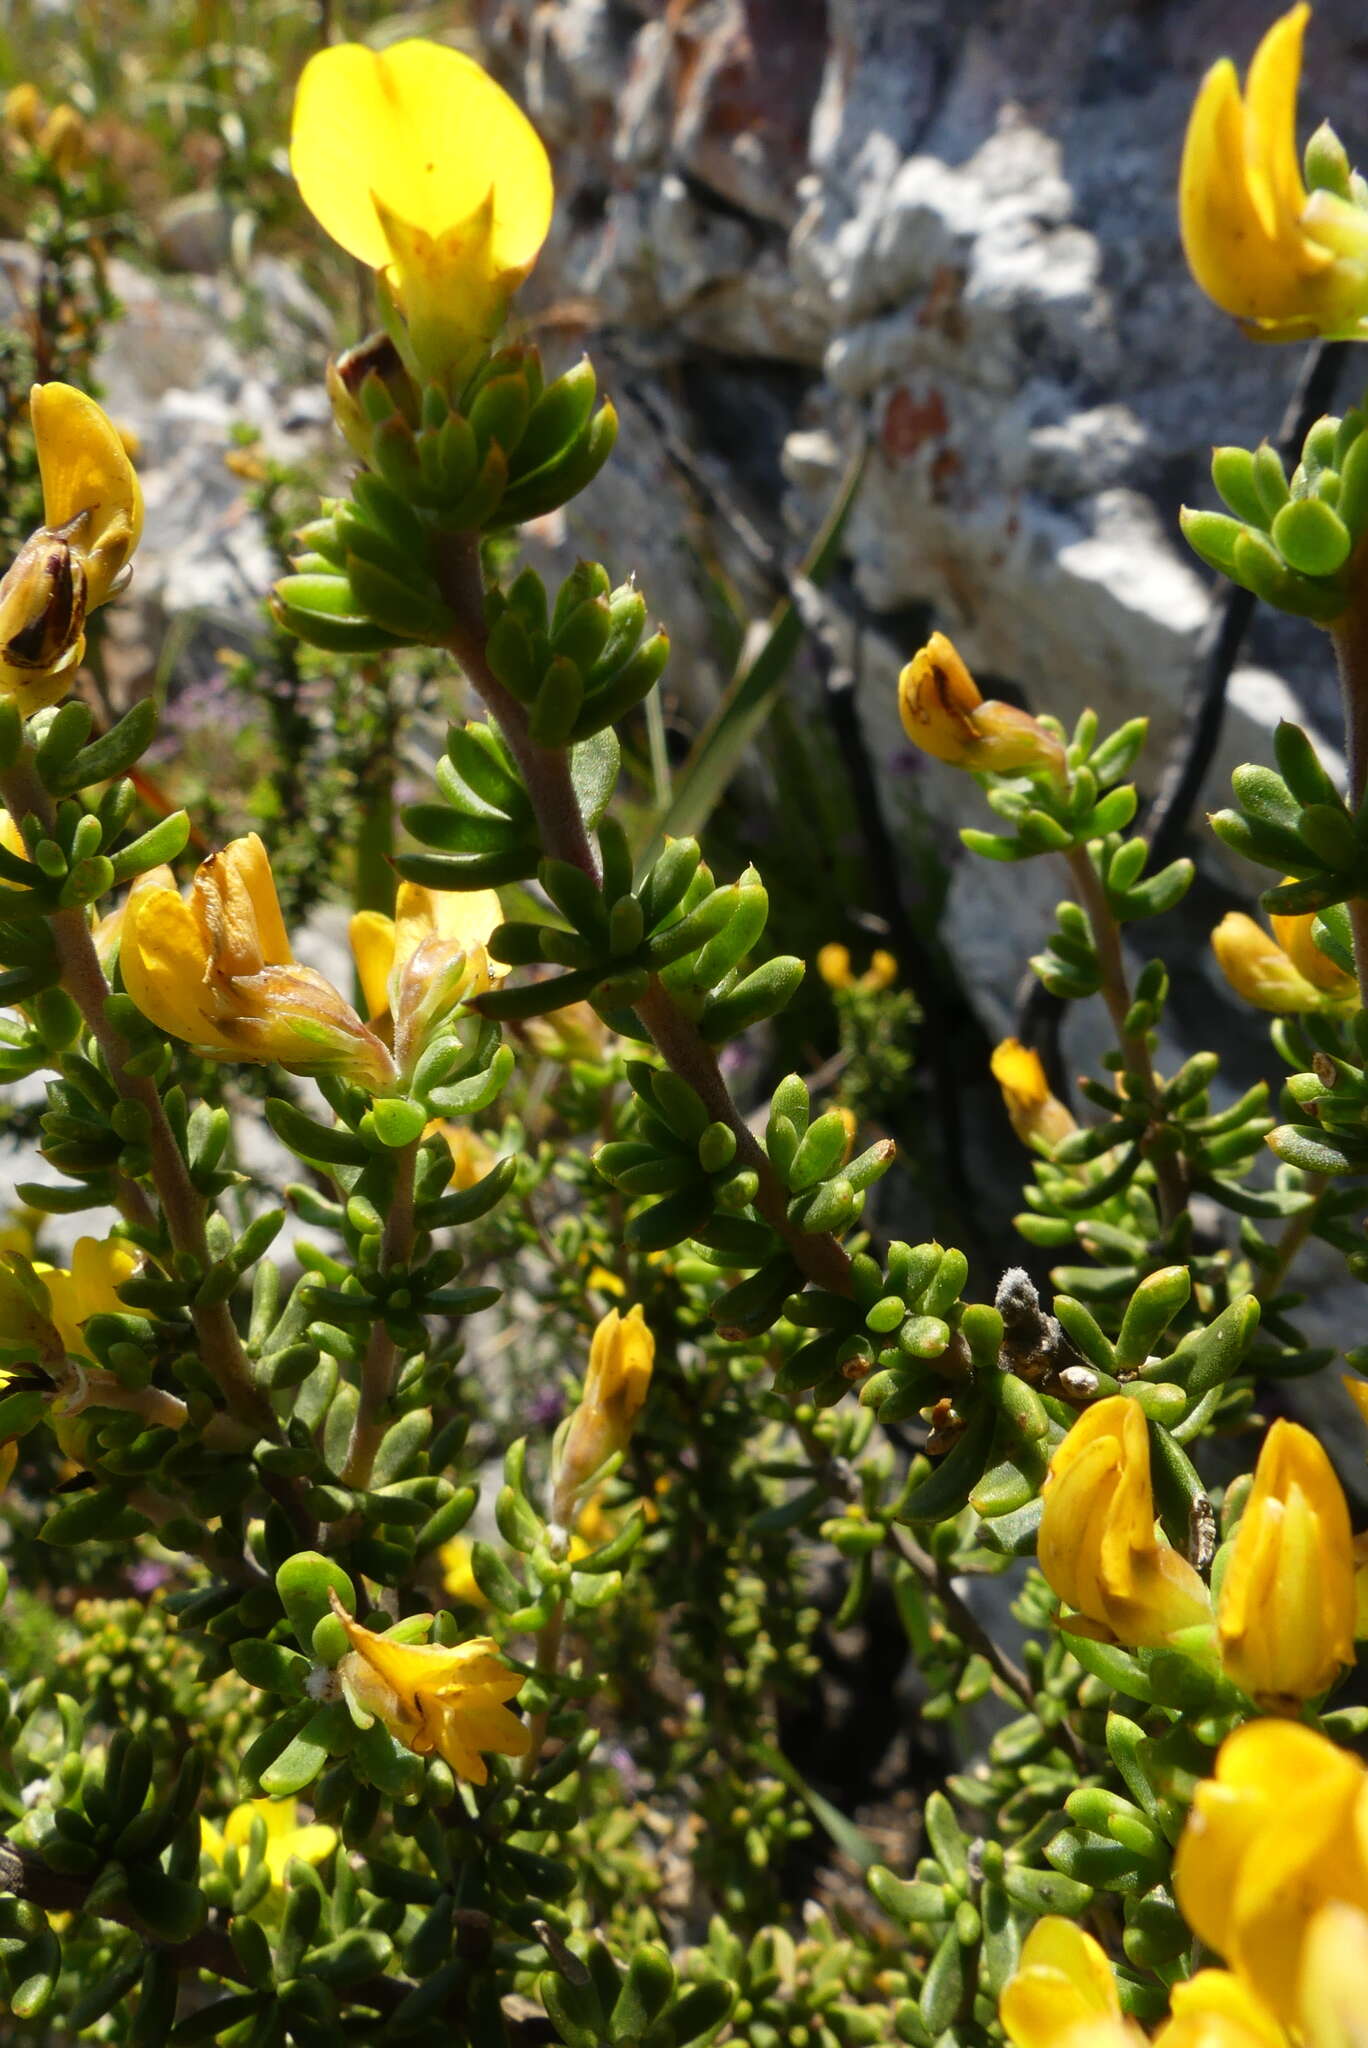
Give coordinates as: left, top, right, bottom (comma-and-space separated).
1180, 6, 1368, 341
1038, 1395, 1213, 1649
0, 534, 86, 713
38, 104, 86, 176
349, 883, 504, 1077
991, 1038, 1076, 1151
550, 1304, 655, 1528
1212, 906, 1356, 1014
898, 633, 1065, 779
1217, 1418, 1355, 1707
4, 84, 42, 143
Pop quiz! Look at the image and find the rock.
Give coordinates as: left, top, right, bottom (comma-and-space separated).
475, 0, 1367, 1028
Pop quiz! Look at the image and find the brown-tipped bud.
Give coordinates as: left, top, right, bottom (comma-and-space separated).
327, 333, 420, 455
898, 632, 1067, 780
0, 535, 87, 712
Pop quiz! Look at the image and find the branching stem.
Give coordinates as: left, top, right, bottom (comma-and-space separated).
1065, 845, 1187, 1230
1330, 603, 1368, 1007
433, 533, 852, 1296
342, 1135, 419, 1487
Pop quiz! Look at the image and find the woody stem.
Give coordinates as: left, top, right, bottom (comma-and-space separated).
1065, 846, 1187, 1231
1329, 603, 1368, 1007
341, 1135, 418, 1488
0, 745, 275, 1437
433, 532, 852, 1297
519, 1594, 565, 1782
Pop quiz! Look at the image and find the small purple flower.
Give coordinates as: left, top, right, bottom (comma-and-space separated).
127, 1560, 171, 1596
526, 1385, 565, 1429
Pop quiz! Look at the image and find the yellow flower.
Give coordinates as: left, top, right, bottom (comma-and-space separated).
898, 633, 1066, 780
0, 385, 143, 714
1217, 1417, 1355, 1706
38, 104, 86, 176
432, 1121, 496, 1190
119, 836, 393, 1090
999, 1917, 1143, 2048
291, 39, 553, 379
37, 1236, 137, 1363
1174, 1721, 1368, 2026
201, 1798, 336, 1887
1299, 1901, 1368, 2048
349, 883, 503, 1073
1038, 1395, 1213, 1650
438, 1536, 489, 1609
1180, 6, 1368, 341
4, 84, 41, 142
1153, 1971, 1289, 2048
550, 1305, 655, 1527
1211, 907, 1356, 1014
334, 1601, 529, 1785
816, 944, 898, 993
991, 1038, 1077, 1151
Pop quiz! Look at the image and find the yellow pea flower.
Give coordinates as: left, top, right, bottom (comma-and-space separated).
1299, 1901, 1368, 2048
349, 883, 504, 1074
816, 944, 898, 993
999, 1917, 1143, 2048
1038, 1395, 1213, 1650
37, 104, 86, 177
1217, 1417, 1355, 1707
438, 1536, 488, 1609
1174, 1721, 1368, 2026
816, 942, 855, 991
991, 1038, 1077, 1151
441, 1486, 616, 1608
550, 1305, 655, 1528
334, 1600, 529, 1785
200, 1798, 337, 1888
37, 1236, 138, 1363
291, 40, 553, 380
1211, 905, 1356, 1014
120, 836, 393, 1090
4, 84, 42, 143
0, 384, 143, 714
1153, 1971, 1289, 2048
898, 633, 1066, 781
432, 1121, 496, 1191
1180, 6, 1368, 341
